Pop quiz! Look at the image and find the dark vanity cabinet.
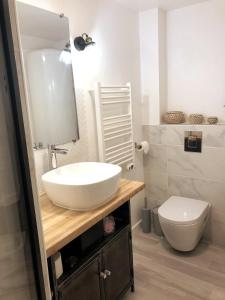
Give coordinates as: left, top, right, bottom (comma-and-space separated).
58, 255, 102, 300
102, 228, 133, 300
48, 201, 134, 300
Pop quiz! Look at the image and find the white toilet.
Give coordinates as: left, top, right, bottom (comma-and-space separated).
158, 196, 210, 252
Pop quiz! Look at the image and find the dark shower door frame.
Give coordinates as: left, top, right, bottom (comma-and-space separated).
0, 1, 48, 299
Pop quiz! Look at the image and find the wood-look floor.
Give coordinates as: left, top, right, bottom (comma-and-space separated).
124, 228, 225, 300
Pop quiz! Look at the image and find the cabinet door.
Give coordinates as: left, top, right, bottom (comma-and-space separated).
102, 227, 132, 300
58, 255, 103, 300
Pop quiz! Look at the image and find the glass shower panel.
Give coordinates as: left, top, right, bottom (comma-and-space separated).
0, 26, 38, 300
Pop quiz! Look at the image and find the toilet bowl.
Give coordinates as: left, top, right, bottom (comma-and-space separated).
158, 196, 210, 252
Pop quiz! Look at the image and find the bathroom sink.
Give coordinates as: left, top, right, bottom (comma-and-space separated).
42, 162, 122, 211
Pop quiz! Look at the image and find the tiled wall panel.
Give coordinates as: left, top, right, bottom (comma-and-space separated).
143, 125, 225, 247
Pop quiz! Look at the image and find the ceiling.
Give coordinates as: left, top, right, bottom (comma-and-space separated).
116, 0, 209, 11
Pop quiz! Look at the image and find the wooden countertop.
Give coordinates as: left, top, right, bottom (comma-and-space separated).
40, 179, 144, 257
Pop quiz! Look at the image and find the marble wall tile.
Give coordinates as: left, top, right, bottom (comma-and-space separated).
143, 142, 168, 208
145, 170, 168, 208
144, 124, 225, 148
142, 125, 167, 145
160, 125, 167, 145
167, 145, 225, 182
166, 124, 225, 147
143, 125, 159, 144
205, 218, 225, 247
165, 125, 196, 146
168, 175, 225, 212
143, 145, 167, 173
143, 124, 225, 247
198, 125, 225, 148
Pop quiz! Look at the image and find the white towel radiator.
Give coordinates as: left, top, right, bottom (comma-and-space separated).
94, 82, 135, 169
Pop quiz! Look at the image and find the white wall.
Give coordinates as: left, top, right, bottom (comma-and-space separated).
139, 8, 167, 125
140, 0, 225, 125
17, 0, 145, 225
167, 0, 225, 122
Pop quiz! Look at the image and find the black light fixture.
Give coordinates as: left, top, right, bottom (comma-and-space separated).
74, 33, 95, 51
64, 42, 71, 52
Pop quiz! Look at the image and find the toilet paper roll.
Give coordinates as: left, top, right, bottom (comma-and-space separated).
136, 141, 149, 154
54, 252, 63, 279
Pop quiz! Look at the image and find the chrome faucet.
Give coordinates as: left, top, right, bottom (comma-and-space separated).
48, 144, 69, 169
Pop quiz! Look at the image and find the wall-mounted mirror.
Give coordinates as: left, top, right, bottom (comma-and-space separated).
16, 2, 79, 149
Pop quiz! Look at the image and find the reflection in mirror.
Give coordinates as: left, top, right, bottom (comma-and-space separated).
16, 2, 79, 149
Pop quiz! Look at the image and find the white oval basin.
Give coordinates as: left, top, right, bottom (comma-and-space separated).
42, 162, 122, 211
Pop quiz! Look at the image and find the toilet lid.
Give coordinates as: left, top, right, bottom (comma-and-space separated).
158, 196, 209, 225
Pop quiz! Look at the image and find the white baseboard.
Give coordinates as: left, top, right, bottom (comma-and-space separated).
132, 219, 142, 231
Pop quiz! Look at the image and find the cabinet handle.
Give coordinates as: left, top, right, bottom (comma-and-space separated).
100, 272, 107, 279
100, 270, 111, 279
105, 270, 111, 277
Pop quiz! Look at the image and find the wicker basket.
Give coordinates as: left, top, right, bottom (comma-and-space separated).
207, 117, 218, 124
163, 111, 185, 124
189, 114, 204, 124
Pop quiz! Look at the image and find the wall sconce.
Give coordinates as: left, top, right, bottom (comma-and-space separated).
74, 33, 95, 51
64, 42, 71, 52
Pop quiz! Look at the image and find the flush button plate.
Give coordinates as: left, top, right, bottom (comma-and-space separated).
184, 131, 202, 153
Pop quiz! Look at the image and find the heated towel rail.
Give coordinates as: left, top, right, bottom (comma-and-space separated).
94, 82, 135, 168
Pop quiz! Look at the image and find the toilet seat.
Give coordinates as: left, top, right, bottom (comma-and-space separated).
158, 196, 209, 225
